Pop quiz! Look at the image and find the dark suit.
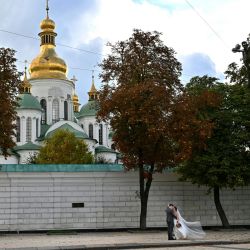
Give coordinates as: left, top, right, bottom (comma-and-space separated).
166, 207, 176, 240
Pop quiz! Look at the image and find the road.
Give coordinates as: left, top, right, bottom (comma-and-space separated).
128, 243, 250, 250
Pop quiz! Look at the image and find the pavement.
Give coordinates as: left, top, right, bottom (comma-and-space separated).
0, 228, 250, 250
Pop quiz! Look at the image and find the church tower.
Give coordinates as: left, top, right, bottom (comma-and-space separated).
28, 0, 75, 125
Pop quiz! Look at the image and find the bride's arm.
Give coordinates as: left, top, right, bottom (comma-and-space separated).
173, 209, 180, 221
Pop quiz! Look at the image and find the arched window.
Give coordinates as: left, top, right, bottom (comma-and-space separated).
64, 101, 68, 120
89, 124, 93, 139
99, 124, 103, 145
26, 117, 32, 142
40, 99, 47, 124
16, 117, 20, 142
52, 99, 59, 124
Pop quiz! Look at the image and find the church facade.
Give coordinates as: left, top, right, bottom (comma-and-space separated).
0, 9, 116, 164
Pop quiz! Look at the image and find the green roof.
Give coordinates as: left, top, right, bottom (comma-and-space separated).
0, 164, 124, 172
45, 123, 89, 139
95, 146, 116, 154
17, 93, 42, 111
14, 142, 41, 151
77, 100, 98, 118
36, 124, 51, 141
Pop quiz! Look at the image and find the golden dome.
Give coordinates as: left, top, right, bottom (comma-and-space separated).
29, 16, 67, 80
88, 73, 98, 100
73, 94, 80, 112
73, 94, 79, 102
40, 18, 55, 31
20, 65, 32, 94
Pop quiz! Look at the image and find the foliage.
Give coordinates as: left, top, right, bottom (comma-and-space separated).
25, 152, 38, 164
98, 30, 218, 229
177, 75, 250, 227
36, 129, 94, 164
224, 62, 248, 86
0, 48, 22, 157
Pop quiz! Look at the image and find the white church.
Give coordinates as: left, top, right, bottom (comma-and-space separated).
0, 7, 117, 164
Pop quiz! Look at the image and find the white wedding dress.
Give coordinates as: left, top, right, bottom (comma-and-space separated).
173, 210, 206, 240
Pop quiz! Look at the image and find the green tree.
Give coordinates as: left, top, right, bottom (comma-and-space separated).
36, 129, 94, 164
177, 75, 250, 227
98, 30, 218, 229
224, 62, 247, 86
0, 48, 21, 157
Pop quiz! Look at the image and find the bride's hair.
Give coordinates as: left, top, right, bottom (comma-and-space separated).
174, 206, 178, 211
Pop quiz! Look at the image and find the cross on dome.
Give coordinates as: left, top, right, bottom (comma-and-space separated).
46, 0, 49, 19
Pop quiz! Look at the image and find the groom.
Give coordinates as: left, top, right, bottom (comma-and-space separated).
166, 203, 177, 240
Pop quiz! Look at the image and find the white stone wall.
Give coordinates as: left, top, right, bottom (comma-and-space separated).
0, 156, 18, 164
0, 171, 249, 231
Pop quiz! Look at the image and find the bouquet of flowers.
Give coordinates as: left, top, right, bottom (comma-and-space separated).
176, 221, 182, 228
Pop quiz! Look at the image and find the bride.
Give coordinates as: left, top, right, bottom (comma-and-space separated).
173, 206, 206, 240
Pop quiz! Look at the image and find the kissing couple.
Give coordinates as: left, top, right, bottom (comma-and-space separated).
166, 203, 206, 240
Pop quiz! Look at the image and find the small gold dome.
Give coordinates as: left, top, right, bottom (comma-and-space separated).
88, 74, 98, 100
40, 18, 55, 31
20, 65, 32, 94
29, 16, 67, 80
73, 94, 79, 102
73, 94, 80, 112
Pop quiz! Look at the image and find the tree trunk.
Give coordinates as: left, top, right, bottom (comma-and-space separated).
139, 163, 153, 230
213, 186, 230, 228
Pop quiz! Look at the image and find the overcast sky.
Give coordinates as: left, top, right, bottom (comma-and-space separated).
0, 0, 249, 105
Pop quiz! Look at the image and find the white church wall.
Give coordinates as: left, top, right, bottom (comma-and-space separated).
0, 169, 249, 231
16, 109, 41, 145
30, 79, 74, 124
16, 150, 40, 164
30, 79, 74, 101
83, 139, 96, 155
78, 116, 95, 136
78, 117, 109, 147
96, 152, 117, 163
0, 156, 18, 164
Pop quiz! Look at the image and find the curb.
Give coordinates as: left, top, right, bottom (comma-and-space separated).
2, 239, 250, 250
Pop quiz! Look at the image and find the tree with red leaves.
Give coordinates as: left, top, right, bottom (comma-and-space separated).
0, 48, 21, 158
98, 30, 219, 229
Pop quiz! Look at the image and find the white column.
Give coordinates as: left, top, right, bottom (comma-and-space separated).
106, 123, 110, 147
103, 123, 108, 147
32, 117, 36, 142
21, 116, 26, 144
69, 100, 74, 121
38, 117, 41, 137
60, 97, 64, 120
47, 96, 52, 125
94, 122, 98, 143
